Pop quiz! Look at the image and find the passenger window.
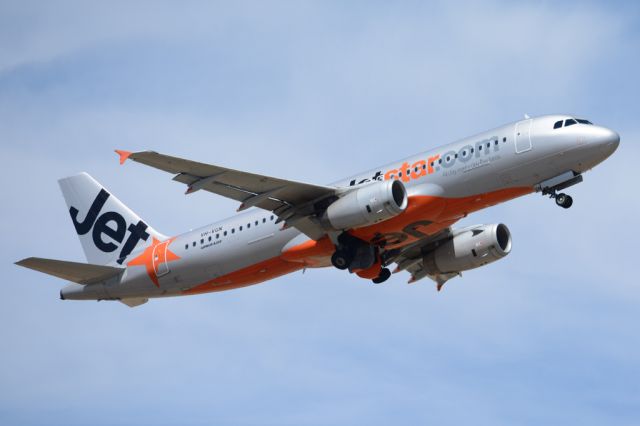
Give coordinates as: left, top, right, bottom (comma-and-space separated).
239, 226, 243, 231
216, 234, 219, 239
565, 119, 577, 127
200, 239, 204, 244
247, 223, 250, 229
503, 137, 506, 142
255, 220, 258, 226
486, 142, 490, 148
553, 120, 563, 129
270, 215, 274, 221
263, 218, 266, 223
224, 231, 227, 236
208, 236, 212, 242
232, 228, 235, 234
185, 244, 188, 250
192, 242, 196, 247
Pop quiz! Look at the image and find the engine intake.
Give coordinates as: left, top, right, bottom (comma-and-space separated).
423, 223, 512, 274
324, 180, 408, 230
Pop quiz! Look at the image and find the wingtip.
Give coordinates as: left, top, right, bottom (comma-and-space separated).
115, 150, 133, 165
15, 258, 32, 267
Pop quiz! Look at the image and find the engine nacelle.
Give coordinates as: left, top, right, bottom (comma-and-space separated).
323, 180, 408, 230
423, 224, 512, 274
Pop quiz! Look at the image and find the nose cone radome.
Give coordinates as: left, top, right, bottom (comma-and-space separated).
590, 126, 620, 157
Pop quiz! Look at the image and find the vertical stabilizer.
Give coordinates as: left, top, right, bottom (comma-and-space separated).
58, 172, 166, 265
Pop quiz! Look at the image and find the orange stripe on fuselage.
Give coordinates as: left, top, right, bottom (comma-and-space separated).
351, 186, 532, 247
181, 186, 532, 296
280, 236, 334, 266
182, 256, 304, 295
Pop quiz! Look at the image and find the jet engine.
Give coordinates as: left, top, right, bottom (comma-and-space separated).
423, 224, 512, 274
323, 180, 408, 231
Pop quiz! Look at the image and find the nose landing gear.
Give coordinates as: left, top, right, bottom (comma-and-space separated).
555, 193, 573, 209
535, 171, 582, 210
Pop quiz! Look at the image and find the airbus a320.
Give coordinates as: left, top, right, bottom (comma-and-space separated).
16, 114, 619, 307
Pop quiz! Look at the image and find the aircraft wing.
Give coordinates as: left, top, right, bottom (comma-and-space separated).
116, 150, 338, 239
382, 226, 460, 291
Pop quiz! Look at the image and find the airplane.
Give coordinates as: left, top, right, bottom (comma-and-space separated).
15, 114, 619, 307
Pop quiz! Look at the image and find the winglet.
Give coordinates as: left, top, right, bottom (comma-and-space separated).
115, 150, 133, 165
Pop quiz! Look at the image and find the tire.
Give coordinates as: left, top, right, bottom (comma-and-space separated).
372, 268, 391, 284
555, 193, 567, 207
331, 251, 351, 270
562, 195, 573, 209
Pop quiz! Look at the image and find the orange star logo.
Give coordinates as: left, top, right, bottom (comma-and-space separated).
127, 237, 181, 287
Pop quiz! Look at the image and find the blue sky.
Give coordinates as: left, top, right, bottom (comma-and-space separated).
1, 1, 639, 425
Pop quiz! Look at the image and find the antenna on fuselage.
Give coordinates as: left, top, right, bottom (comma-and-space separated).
524, 113, 530, 119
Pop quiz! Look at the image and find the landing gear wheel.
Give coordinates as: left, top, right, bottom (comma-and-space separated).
331, 250, 352, 270
555, 193, 573, 209
372, 268, 391, 284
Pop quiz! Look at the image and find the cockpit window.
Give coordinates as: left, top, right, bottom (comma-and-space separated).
554, 117, 593, 129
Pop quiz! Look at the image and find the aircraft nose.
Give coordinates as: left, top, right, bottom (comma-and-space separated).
589, 126, 620, 156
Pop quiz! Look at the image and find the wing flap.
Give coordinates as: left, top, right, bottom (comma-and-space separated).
15, 257, 124, 285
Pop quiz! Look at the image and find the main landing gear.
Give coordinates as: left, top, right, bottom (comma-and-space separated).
331, 250, 352, 270
331, 233, 391, 284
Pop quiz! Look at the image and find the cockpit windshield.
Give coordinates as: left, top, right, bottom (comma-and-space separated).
553, 118, 593, 129
576, 119, 593, 125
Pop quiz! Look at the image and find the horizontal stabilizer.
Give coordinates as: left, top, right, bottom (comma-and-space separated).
15, 257, 124, 285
